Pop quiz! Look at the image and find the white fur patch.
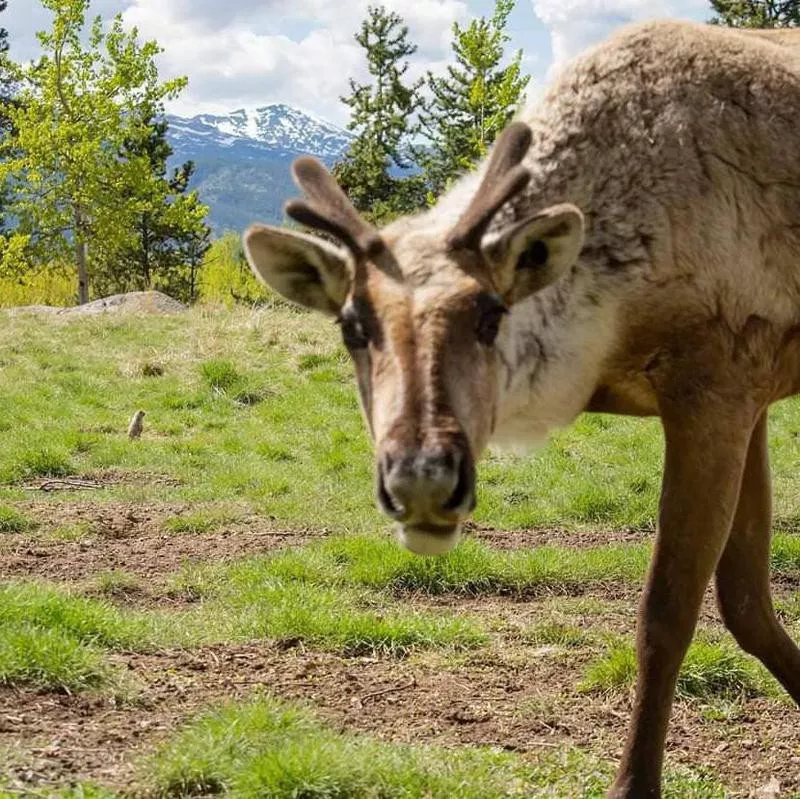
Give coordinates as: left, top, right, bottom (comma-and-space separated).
396, 525, 462, 557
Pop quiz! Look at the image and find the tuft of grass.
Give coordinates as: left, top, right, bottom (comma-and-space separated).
580, 642, 638, 694
0, 505, 35, 534
48, 521, 93, 542
94, 571, 142, 599
525, 622, 590, 649
163, 510, 236, 535
15, 447, 75, 480
0, 623, 112, 692
200, 359, 242, 393
771, 534, 800, 573
581, 641, 773, 700
203, 581, 485, 656
145, 694, 723, 799
0, 581, 154, 651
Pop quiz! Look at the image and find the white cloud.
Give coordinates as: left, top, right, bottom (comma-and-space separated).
531, 0, 709, 77
6, 0, 710, 125
120, 0, 467, 123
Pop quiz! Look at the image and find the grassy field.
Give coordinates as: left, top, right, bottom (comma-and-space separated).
0, 304, 799, 797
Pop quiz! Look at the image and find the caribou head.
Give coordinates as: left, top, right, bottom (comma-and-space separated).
243, 123, 584, 556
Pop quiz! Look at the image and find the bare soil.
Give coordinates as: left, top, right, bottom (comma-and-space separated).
1, 639, 797, 797
0, 500, 320, 582
1, 500, 798, 797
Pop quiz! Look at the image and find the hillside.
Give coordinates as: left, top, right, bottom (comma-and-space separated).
166, 104, 354, 233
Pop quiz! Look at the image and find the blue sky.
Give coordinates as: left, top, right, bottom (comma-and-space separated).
6, 0, 711, 124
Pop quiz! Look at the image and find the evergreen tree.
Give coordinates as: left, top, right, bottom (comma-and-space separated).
0, 1, 13, 233
92, 109, 211, 303
710, 0, 799, 26
0, 0, 203, 303
418, 0, 529, 197
333, 6, 425, 223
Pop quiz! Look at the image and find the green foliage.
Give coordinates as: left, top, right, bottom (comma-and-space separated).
184, 534, 653, 600
0, 581, 152, 691
90, 112, 211, 304
332, 5, 426, 222
418, 0, 529, 196
197, 232, 273, 306
0, 0, 194, 303
0, 261, 76, 307
710, 0, 800, 26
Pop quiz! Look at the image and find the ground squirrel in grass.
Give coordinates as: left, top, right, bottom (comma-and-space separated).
127, 410, 146, 439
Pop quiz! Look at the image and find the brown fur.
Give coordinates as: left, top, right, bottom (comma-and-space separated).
244, 20, 800, 797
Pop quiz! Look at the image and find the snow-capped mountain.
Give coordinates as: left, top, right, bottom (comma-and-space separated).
168, 104, 353, 159
165, 104, 354, 232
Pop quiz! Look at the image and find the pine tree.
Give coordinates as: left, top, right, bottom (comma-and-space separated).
417, 0, 529, 197
710, 0, 799, 26
0, 0, 14, 233
333, 6, 425, 223
92, 109, 211, 303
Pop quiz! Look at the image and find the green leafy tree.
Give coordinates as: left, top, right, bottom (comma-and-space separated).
418, 0, 529, 197
92, 110, 211, 303
710, 0, 800, 26
0, 0, 192, 303
333, 5, 426, 223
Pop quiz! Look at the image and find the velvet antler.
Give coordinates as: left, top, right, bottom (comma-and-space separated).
284, 157, 384, 259
447, 122, 533, 251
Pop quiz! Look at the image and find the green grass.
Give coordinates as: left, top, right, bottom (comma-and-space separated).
0, 581, 154, 649
146, 694, 724, 799
0, 623, 112, 692
0, 305, 797, 534
524, 621, 590, 648
0, 505, 35, 533
162, 508, 239, 535
172, 532, 800, 603
0, 577, 483, 691
194, 581, 485, 656
581, 640, 775, 700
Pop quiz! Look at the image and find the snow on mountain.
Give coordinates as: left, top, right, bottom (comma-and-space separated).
165, 104, 354, 232
166, 103, 353, 160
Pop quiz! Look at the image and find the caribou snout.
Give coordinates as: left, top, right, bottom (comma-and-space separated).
377, 445, 476, 556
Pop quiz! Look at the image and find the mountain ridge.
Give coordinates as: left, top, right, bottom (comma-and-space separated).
166, 103, 354, 233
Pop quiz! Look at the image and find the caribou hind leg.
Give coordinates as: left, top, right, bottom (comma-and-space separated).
716, 413, 800, 703
609, 396, 758, 798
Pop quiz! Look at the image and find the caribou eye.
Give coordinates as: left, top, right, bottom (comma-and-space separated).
475, 294, 509, 347
337, 309, 369, 350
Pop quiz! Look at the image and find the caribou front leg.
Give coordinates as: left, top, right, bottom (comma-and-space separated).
608, 399, 757, 798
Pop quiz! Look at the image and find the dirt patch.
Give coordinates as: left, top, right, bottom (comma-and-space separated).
18, 470, 183, 493
466, 522, 655, 550
1, 639, 797, 797
0, 501, 321, 582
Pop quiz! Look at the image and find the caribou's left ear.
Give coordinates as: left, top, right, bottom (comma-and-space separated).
482, 203, 584, 303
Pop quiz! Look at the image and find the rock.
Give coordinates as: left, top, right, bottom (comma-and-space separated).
4, 291, 187, 316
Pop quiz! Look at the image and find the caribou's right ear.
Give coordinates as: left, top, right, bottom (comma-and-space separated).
243, 224, 351, 316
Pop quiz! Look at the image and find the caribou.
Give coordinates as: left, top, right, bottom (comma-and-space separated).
242, 19, 800, 798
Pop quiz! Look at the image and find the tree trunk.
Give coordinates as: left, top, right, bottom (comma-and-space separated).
73, 206, 89, 305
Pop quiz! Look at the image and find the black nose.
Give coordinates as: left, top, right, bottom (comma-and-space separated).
377, 448, 475, 522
